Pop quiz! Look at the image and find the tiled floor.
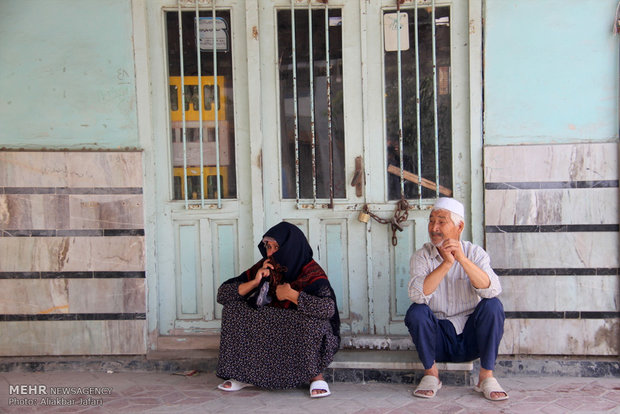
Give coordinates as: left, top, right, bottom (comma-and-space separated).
0, 371, 618, 413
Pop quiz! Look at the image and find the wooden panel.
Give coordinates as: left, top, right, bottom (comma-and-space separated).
325, 221, 349, 318
387, 218, 428, 334
216, 223, 237, 285
178, 223, 199, 316
392, 223, 415, 318
213, 221, 238, 320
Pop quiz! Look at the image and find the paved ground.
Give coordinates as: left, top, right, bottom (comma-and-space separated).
0, 370, 618, 413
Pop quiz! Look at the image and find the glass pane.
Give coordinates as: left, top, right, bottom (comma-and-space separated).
277, 8, 345, 199
384, 7, 452, 200
166, 10, 236, 200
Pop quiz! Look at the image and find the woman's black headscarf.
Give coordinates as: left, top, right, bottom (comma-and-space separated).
258, 221, 313, 283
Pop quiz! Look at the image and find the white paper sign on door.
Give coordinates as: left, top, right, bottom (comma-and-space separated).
384, 13, 409, 52
198, 17, 229, 52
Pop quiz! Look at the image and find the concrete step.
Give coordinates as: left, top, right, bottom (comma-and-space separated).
325, 350, 473, 385
329, 349, 473, 371
1, 351, 617, 386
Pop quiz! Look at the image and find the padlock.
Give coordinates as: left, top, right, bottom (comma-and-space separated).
358, 211, 370, 223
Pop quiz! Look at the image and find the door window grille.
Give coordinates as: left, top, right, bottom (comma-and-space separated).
277, 4, 345, 204
384, 3, 453, 202
166, 3, 236, 207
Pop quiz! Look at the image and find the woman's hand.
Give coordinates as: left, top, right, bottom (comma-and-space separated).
238, 259, 273, 296
276, 283, 300, 305
253, 259, 274, 286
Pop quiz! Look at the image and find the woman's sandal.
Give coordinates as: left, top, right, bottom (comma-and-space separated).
309, 380, 331, 398
217, 379, 253, 392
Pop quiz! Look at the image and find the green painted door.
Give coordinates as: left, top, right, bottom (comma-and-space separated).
145, 0, 479, 342
362, 0, 476, 337
146, 0, 256, 337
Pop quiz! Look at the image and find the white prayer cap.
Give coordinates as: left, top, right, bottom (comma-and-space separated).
432, 197, 464, 218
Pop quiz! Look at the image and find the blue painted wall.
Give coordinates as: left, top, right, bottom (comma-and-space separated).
0, 0, 138, 148
484, 0, 619, 145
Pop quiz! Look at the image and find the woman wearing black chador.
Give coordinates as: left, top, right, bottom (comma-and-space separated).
216, 222, 340, 398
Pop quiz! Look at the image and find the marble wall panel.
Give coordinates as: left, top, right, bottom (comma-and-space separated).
555, 275, 619, 312
68, 195, 144, 229
0, 152, 142, 188
485, 188, 618, 226
0, 151, 146, 356
0, 280, 69, 314
0, 320, 146, 356
500, 276, 618, 312
500, 318, 618, 355
499, 276, 553, 312
0, 194, 69, 230
486, 232, 619, 269
0, 152, 70, 188
0, 195, 143, 230
68, 279, 145, 313
0, 238, 66, 272
0, 236, 145, 272
484, 142, 618, 183
64, 152, 143, 188
484, 142, 618, 356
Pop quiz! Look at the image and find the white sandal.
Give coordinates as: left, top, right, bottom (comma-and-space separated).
474, 377, 509, 401
309, 380, 331, 398
217, 379, 252, 392
413, 375, 442, 398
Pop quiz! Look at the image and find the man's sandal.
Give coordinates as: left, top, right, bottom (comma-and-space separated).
217, 379, 252, 392
413, 375, 442, 398
474, 377, 509, 401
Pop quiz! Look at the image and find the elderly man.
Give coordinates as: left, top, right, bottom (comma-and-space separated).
405, 197, 508, 401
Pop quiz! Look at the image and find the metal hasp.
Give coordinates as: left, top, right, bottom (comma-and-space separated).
350, 156, 364, 197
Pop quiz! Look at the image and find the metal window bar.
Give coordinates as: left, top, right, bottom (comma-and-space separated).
325, 1, 334, 208
431, 0, 440, 198
290, 0, 301, 206
308, 1, 317, 204
396, 2, 404, 200
394, 0, 438, 203
195, 1, 205, 209
178, 1, 189, 209
289, 1, 334, 208
212, 0, 222, 208
414, 1, 422, 207
175, 0, 222, 208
